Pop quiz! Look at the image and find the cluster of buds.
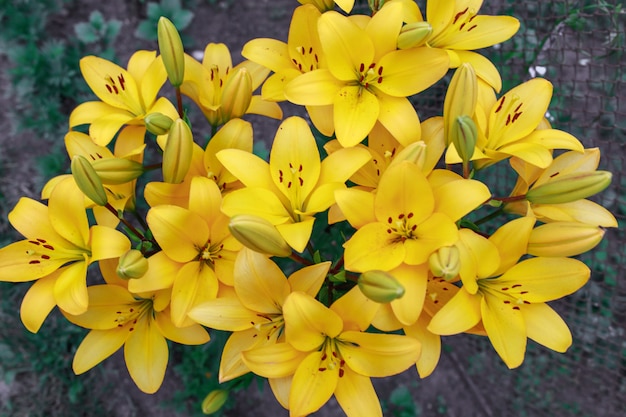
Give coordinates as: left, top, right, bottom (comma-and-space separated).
0, 2, 616, 417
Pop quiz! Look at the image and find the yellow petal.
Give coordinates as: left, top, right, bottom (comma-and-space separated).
221, 187, 292, 225
128, 251, 181, 293
69, 101, 118, 128
335, 368, 382, 417
49, 178, 90, 249
188, 297, 257, 331
154, 309, 210, 345
334, 188, 376, 229
428, 288, 481, 335
318, 11, 374, 81
522, 303, 572, 353
242, 342, 306, 378
288, 261, 331, 298
334, 85, 379, 147
242, 38, 292, 73
489, 217, 535, 274
90, 225, 130, 262
376, 94, 422, 147
216, 149, 277, 190
219, 329, 258, 382
433, 178, 491, 221
147, 205, 209, 263
0, 241, 74, 282
53, 259, 89, 315
531, 200, 617, 227
365, 1, 403, 59
339, 331, 421, 377
20, 272, 59, 333
330, 286, 380, 331
433, 15, 520, 50
276, 218, 315, 253
377, 47, 448, 97
124, 317, 169, 393
404, 314, 441, 378
283, 291, 343, 351
390, 264, 428, 326
188, 176, 223, 226
171, 262, 219, 327
343, 223, 405, 272
73, 327, 129, 374
453, 50, 502, 92
234, 248, 290, 313
481, 291, 526, 369
289, 351, 339, 416
404, 213, 459, 265
268, 376, 292, 409
494, 257, 590, 303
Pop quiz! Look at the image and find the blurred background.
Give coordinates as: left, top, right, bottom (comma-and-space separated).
0, 0, 623, 416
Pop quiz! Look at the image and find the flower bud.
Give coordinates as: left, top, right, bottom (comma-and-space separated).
228, 214, 292, 257
428, 246, 461, 280
71, 155, 108, 206
201, 389, 228, 415
116, 249, 149, 279
397, 22, 432, 49
157, 17, 185, 87
527, 222, 605, 257
444, 63, 477, 145
451, 115, 477, 164
358, 270, 405, 303
145, 112, 174, 136
525, 171, 612, 205
91, 158, 144, 185
221, 67, 252, 122
162, 118, 194, 184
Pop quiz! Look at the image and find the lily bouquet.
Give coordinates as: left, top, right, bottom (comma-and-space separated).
0, 0, 616, 416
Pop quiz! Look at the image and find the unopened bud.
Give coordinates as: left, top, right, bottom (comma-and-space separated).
117, 249, 149, 279
221, 67, 252, 122
444, 63, 477, 145
428, 246, 461, 280
162, 118, 194, 184
527, 222, 604, 257
157, 17, 185, 87
398, 22, 432, 49
358, 270, 405, 303
525, 171, 612, 205
145, 112, 174, 136
228, 214, 292, 257
71, 155, 108, 206
451, 115, 477, 164
201, 389, 228, 415
91, 158, 144, 185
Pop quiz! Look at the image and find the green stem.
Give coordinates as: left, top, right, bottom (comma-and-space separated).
474, 207, 504, 226
289, 251, 312, 266
104, 203, 145, 240
175, 87, 184, 119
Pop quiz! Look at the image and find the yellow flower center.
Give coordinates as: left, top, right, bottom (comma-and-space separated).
292, 45, 320, 73
493, 93, 524, 127
250, 313, 285, 342
114, 298, 153, 332
356, 62, 384, 91
199, 239, 224, 265
385, 212, 417, 242
318, 339, 347, 378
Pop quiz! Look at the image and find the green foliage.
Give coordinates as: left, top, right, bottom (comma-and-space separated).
135, 0, 194, 42
74, 10, 122, 60
384, 385, 420, 417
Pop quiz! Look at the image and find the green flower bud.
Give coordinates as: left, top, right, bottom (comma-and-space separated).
157, 17, 185, 87
358, 270, 405, 303
91, 158, 144, 185
71, 155, 108, 206
525, 171, 612, 205
221, 67, 252, 122
228, 214, 292, 257
201, 389, 228, 415
428, 246, 461, 281
397, 22, 432, 49
444, 63, 477, 145
527, 222, 604, 257
116, 249, 149, 279
162, 118, 194, 184
451, 115, 478, 164
145, 112, 174, 136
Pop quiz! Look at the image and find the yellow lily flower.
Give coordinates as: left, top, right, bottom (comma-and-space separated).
428, 217, 591, 368
424, 0, 520, 91
64, 284, 209, 394
146, 177, 242, 327
188, 248, 331, 382
284, 2, 449, 147
69, 51, 178, 146
218, 116, 371, 252
0, 178, 130, 329
336, 161, 490, 272
506, 149, 618, 227
465, 78, 584, 169
242, 291, 420, 417
180, 43, 282, 127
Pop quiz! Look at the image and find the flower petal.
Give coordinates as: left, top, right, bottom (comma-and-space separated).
288, 261, 331, 298
242, 342, 306, 378
283, 291, 343, 350
428, 288, 481, 335
343, 223, 405, 272
54, 259, 89, 316
20, 272, 59, 333
124, 317, 169, 393
481, 291, 526, 369
73, 327, 129, 374
334, 85, 379, 147
234, 249, 290, 313
335, 368, 382, 417
147, 205, 209, 263
289, 351, 339, 416
522, 303, 572, 353
171, 262, 219, 327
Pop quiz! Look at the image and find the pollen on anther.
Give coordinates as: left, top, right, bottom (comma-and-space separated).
339, 369, 345, 378
43, 244, 54, 250
359, 63, 365, 72
387, 217, 393, 224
